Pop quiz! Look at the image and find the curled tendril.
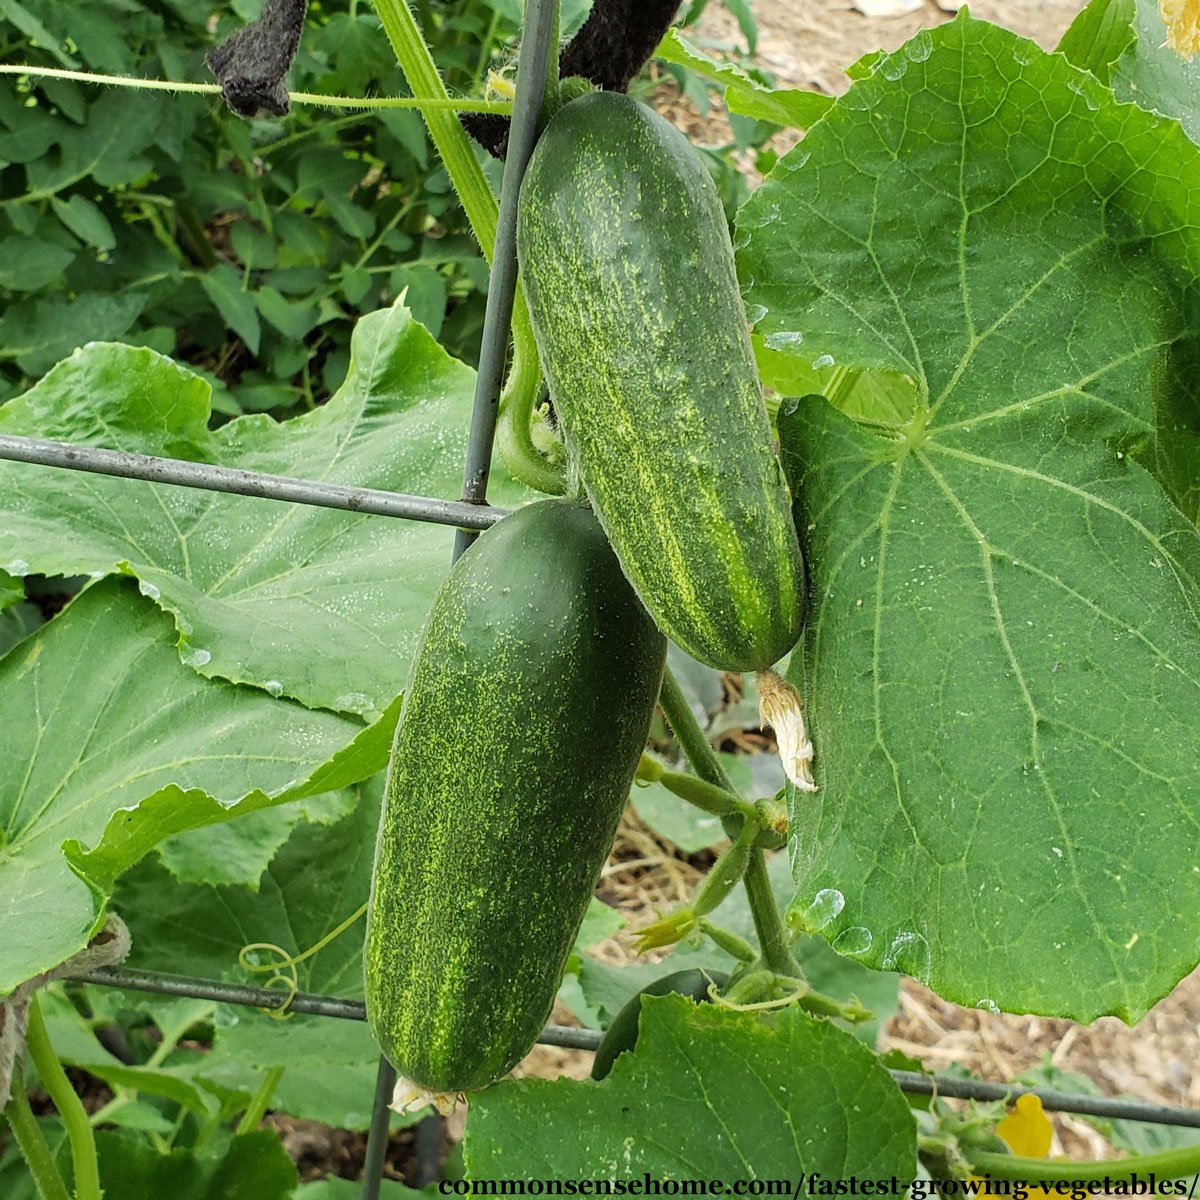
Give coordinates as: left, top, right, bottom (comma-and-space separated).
236, 902, 368, 1021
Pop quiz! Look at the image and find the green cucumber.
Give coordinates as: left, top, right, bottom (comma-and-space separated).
590, 968, 730, 1080
517, 91, 805, 673
365, 500, 666, 1094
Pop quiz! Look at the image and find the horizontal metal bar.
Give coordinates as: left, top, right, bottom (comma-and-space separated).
0, 434, 509, 532
69, 965, 602, 1050
890, 1070, 1200, 1130
69, 966, 1200, 1127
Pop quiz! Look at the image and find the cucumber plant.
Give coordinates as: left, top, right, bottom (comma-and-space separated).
2, 0, 1200, 1194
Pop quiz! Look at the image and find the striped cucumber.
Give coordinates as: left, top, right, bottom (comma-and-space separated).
364, 500, 666, 1096
517, 91, 806, 672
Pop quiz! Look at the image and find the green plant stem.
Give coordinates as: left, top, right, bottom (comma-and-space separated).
657, 768, 759, 822
743, 850, 801, 977
3, 1068, 73, 1200
372, 0, 562, 494
372, 0, 499, 256
658, 667, 734, 791
966, 1145, 1200, 1184
658, 667, 800, 976
234, 1066, 285, 1135
25, 997, 101, 1200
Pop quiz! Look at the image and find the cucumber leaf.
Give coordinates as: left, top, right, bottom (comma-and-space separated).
656, 29, 833, 129
0, 578, 393, 994
466, 996, 916, 1176
95, 1128, 297, 1200
0, 300, 525, 717
112, 780, 393, 1130
738, 14, 1200, 1020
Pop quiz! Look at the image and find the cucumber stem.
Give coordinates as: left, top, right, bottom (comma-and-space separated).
743, 851, 802, 978
25, 996, 102, 1200
656, 768, 759, 822
658, 668, 733, 791
964, 1144, 1200, 1184
3, 1067, 72, 1200
235, 1065, 285, 1135
372, 0, 565, 496
658, 667, 801, 978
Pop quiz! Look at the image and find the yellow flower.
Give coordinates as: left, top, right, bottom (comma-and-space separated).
972, 1094, 1054, 1196
995, 1093, 1053, 1158
1160, 0, 1200, 58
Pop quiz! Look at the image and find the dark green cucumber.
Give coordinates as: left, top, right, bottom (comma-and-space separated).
590, 968, 730, 1080
517, 91, 805, 673
364, 500, 666, 1094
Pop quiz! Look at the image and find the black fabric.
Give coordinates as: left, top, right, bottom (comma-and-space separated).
463, 0, 681, 159
207, 0, 309, 118
558, 0, 679, 92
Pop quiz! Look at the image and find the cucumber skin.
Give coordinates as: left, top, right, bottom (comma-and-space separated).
517, 92, 805, 673
364, 500, 667, 1094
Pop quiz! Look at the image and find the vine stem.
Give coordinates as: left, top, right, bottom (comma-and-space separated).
25, 996, 102, 1200
0, 64, 513, 111
965, 1144, 1200, 1184
656, 768, 759, 822
3, 1067, 73, 1200
235, 1066, 285, 1136
657, 667, 799, 976
371, 0, 562, 494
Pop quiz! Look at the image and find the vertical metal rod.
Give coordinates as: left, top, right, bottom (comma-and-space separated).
364, 3, 560, 1195
452, 0, 559, 558
361, 1057, 397, 1200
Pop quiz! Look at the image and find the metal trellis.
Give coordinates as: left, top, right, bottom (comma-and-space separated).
2, 0, 1199, 1190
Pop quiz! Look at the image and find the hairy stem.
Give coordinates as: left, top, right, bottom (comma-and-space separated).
743, 851, 801, 977
656, 768, 759, 822
966, 1145, 1200, 1184
25, 996, 101, 1200
658, 667, 733, 791
3, 1068, 72, 1200
658, 667, 800, 976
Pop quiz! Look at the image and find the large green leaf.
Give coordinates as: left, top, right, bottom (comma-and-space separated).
113, 780, 388, 1130
0, 301, 523, 717
466, 996, 916, 1176
0, 579, 392, 994
738, 15, 1200, 1020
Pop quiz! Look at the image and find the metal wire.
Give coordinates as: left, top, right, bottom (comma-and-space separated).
68, 966, 1200, 1129
0, 434, 507, 531
890, 1070, 1200, 1130
451, 0, 558, 558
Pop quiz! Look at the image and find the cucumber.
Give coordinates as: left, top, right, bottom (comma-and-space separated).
517, 91, 805, 673
364, 500, 666, 1094
590, 968, 730, 1080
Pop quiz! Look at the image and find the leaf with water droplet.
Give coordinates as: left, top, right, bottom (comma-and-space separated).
741, 15, 1200, 1020
0, 300, 528, 716
0, 579, 395, 995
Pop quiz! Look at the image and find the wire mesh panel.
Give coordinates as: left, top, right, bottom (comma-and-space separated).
3, 1, 1200, 1193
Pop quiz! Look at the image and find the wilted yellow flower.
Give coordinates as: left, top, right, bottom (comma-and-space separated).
758, 670, 817, 792
1160, 0, 1200, 58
